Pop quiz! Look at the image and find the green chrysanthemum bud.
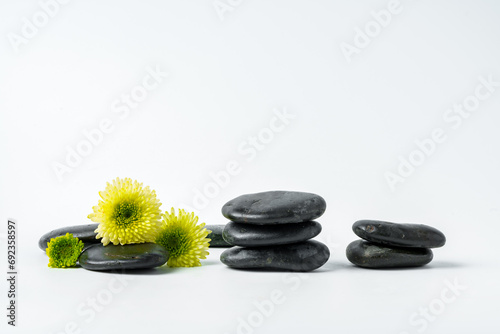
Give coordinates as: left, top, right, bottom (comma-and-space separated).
155, 208, 211, 267
46, 233, 84, 268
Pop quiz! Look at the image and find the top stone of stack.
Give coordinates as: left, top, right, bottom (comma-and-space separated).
352, 220, 446, 248
222, 191, 326, 225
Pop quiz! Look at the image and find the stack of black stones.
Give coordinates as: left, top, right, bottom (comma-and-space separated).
219, 191, 330, 272
346, 220, 446, 268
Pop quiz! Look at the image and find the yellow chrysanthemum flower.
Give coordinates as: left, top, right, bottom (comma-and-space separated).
88, 177, 162, 246
155, 208, 211, 267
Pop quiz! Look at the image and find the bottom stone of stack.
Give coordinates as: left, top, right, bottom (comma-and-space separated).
346, 240, 433, 269
220, 240, 330, 272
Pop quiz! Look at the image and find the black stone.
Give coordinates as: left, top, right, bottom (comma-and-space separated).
79, 243, 168, 271
220, 240, 330, 272
205, 225, 232, 247
39, 224, 100, 251
221, 191, 326, 224
346, 240, 433, 269
222, 221, 322, 247
353, 220, 446, 248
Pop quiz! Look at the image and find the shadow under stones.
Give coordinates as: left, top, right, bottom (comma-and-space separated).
85, 260, 221, 275
426, 261, 466, 269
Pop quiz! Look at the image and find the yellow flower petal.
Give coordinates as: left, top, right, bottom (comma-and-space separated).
88, 177, 162, 245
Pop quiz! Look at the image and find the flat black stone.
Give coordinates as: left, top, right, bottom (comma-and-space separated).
222, 221, 322, 247
221, 191, 326, 224
220, 240, 330, 272
39, 224, 100, 251
205, 225, 232, 247
79, 243, 168, 271
346, 240, 433, 269
353, 220, 446, 248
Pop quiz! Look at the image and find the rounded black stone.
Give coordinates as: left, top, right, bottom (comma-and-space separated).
222, 221, 322, 247
353, 220, 446, 248
346, 240, 433, 269
39, 224, 100, 251
205, 225, 232, 247
220, 240, 330, 272
79, 243, 168, 271
221, 191, 326, 224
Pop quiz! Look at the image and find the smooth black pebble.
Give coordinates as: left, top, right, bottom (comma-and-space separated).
353, 220, 446, 248
79, 243, 168, 271
221, 191, 326, 224
346, 240, 433, 269
205, 225, 232, 247
220, 240, 330, 272
39, 224, 100, 251
222, 221, 322, 247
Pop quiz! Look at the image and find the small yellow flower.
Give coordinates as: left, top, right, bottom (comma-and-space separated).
88, 177, 162, 246
156, 208, 211, 267
46, 233, 84, 268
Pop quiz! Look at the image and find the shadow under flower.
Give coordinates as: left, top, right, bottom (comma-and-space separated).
88, 260, 221, 275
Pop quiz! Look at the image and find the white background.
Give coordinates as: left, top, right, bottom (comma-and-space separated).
1, 1, 500, 333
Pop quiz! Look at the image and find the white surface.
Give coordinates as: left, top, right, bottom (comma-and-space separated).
1, 1, 500, 333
